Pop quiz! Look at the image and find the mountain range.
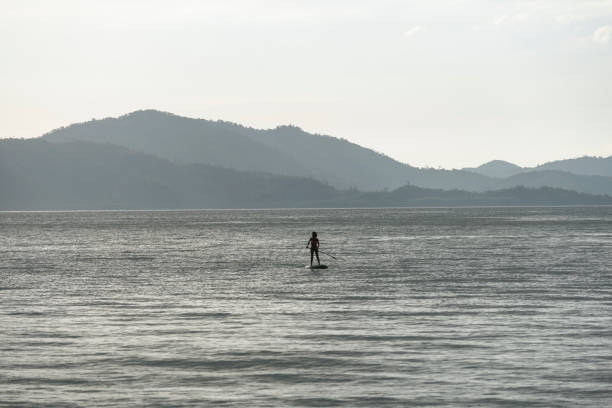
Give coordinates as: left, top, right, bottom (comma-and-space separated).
1, 138, 610, 210
1, 109, 611, 210
42, 110, 612, 196
464, 157, 612, 179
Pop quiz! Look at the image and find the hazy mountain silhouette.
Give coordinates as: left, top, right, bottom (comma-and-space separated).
462, 158, 612, 195
465, 156, 612, 179
42, 110, 311, 178
330, 184, 612, 207
493, 170, 612, 196
2, 139, 610, 210
42, 110, 413, 190
534, 156, 612, 177
41, 110, 498, 191
0, 139, 336, 210
226, 123, 414, 190
463, 160, 524, 178
40, 110, 612, 195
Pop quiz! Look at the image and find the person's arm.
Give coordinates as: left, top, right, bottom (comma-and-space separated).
306, 238, 311, 248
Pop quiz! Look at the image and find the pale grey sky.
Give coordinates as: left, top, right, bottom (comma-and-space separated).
2, 0, 612, 168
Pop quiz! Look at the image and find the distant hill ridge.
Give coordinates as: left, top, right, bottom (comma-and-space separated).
42, 110, 507, 192
463, 160, 524, 178
41, 110, 612, 195
43, 110, 414, 191
465, 156, 612, 178
2, 138, 610, 210
535, 155, 612, 177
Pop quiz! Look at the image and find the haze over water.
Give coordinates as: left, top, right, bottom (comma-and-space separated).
1, 207, 611, 407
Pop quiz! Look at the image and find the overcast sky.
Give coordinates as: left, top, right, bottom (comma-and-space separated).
2, 0, 611, 168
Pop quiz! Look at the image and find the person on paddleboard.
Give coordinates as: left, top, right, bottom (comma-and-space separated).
307, 231, 320, 266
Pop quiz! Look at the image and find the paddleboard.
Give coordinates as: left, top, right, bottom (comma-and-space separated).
306, 264, 328, 270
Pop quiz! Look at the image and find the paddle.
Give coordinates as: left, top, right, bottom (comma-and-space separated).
318, 249, 337, 260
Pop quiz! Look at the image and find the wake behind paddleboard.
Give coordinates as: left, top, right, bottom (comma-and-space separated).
306, 264, 328, 270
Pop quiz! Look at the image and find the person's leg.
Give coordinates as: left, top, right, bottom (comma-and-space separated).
310, 250, 314, 266
315, 250, 320, 265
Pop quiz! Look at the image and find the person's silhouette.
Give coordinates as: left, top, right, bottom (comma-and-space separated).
307, 231, 320, 266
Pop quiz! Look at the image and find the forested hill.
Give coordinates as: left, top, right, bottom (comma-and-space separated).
41, 110, 500, 192
2, 138, 611, 210
41, 110, 414, 191
463, 160, 524, 178
465, 156, 612, 179
40, 110, 612, 195
0, 139, 336, 210
534, 156, 612, 177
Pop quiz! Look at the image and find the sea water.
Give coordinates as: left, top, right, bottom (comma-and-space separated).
1, 207, 611, 407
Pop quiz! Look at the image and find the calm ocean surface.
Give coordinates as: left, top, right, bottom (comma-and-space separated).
1, 207, 611, 407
